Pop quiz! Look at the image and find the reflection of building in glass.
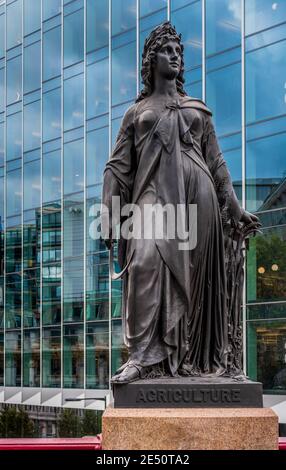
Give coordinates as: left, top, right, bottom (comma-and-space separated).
0, 0, 285, 426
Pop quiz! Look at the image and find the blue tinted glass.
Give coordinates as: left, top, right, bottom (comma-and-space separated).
43, 88, 61, 142
185, 80, 202, 100
43, 0, 61, 20
87, 0, 109, 53
64, 139, 84, 194
7, 112, 22, 161
172, 0, 202, 69
24, 0, 41, 36
171, 0, 196, 9
246, 132, 286, 212
112, 42, 136, 106
24, 160, 41, 210
24, 42, 41, 94
7, 0, 22, 50
64, 74, 84, 131
64, 9, 84, 67
43, 150, 61, 203
24, 100, 41, 152
87, 127, 109, 186
206, 0, 241, 55
0, 122, 4, 166
0, 67, 4, 112
87, 59, 109, 119
246, 0, 286, 35
140, 0, 167, 16
206, 61, 241, 136
0, 176, 3, 221
7, 55, 22, 105
246, 41, 286, 124
64, 194, 84, 259
112, 0, 136, 35
7, 168, 22, 216
43, 26, 61, 81
0, 14, 4, 58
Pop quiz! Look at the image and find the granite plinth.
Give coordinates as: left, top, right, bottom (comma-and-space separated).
112, 376, 263, 408
102, 407, 278, 450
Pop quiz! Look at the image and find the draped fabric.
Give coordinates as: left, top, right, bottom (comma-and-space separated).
102, 96, 243, 376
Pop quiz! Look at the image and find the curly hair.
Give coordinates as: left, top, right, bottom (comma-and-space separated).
136, 21, 186, 102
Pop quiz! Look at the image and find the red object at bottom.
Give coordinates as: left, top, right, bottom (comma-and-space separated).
0, 436, 102, 450
279, 438, 286, 450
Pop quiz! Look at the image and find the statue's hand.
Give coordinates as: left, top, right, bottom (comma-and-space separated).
239, 210, 262, 235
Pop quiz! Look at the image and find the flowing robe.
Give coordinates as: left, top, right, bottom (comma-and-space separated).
102, 96, 243, 375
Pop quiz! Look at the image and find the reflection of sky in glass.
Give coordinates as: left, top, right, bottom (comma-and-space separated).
24, 160, 41, 211
0, 122, 3, 166
172, 1, 202, 70
87, 127, 109, 186
6, 112, 22, 161
24, 101, 41, 152
112, 42, 137, 106
0, 14, 4, 58
43, 0, 61, 20
24, 42, 41, 94
246, 0, 286, 35
87, 59, 109, 119
24, 0, 41, 36
246, 41, 286, 124
64, 74, 84, 131
43, 26, 61, 81
43, 150, 61, 204
87, 0, 109, 52
140, 0, 167, 17
246, 132, 286, 212
64, 139, 84, 195
6, 56, 22, 105
207, 61, 241, 136
7, 169, 22, 217
43, 88, 61, 142
206, 0, 241, 55
112, 0, 136, 36
6, 0, 22, 50
0, 67, 4, 113
64, 9, 84, 67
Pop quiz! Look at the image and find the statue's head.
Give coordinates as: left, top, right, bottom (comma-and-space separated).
137, 21, 186, 102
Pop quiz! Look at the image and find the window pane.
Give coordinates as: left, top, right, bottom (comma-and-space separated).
63, 324, 84, 388
112, 42, 136, 106
64, 139, 84, 194
206, 60, 241, 136
23, 215, 39, 269
246, 131, 286, 212
24, 159, 41, 210
0, 67, 4, 113
63, 193, 84, 258
42, 327, 61, 387
87, 127, 108, 187
86, 253, 109, 322
63, 257, 84, 322
172, 0, 202, 69
43, 151, 61, 203
246, 41, 286, 124
247, 223, 286, 303
7, 55, 22, 105
5, 273, 21, 328
23, 329, 40, 387
7, 112, 22, 161
7, 168, 22, 217
87, 0, 109, 53
0, 14, 4, 58
0, 122, 4, 166
43, 26, 61, 81
6, 227, 22, 274
6, 0, 22, 50
245, 0, 286, 35
140, 0, 167, 16
24, 42, 41, 94
206, 0, 241, 56
43, 0, 61, 20
24, 100, 41, 152
64, 8, 84, 67
86, 322, 109, 389
24, 0, 41, 36
5, 331, 21, 386
64, 74, 84, 131
112, 0, 136, 35
43, 87, 61, 142
247, 320, 286, 394
42, 267, 61, 325
87, 59, 109, 119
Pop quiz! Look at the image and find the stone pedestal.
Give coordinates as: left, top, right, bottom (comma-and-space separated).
102, 407, 278, 450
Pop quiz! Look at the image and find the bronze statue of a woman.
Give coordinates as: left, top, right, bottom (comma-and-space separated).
102, 22, 260, 384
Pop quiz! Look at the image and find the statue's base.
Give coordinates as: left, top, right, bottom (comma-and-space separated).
102, 406, 278, 450
112, 376, 263, 408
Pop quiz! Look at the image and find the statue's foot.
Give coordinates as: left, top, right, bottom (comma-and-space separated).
111, 362, 146, 384
178, 363, 201, 377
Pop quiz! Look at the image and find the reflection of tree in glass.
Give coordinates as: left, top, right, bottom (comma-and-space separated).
254, 234, 286, 300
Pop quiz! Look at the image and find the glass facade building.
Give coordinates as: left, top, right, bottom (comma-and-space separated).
0, 0, 285, 416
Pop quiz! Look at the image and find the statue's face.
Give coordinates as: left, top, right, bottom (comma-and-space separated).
154, 40, 182, 80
